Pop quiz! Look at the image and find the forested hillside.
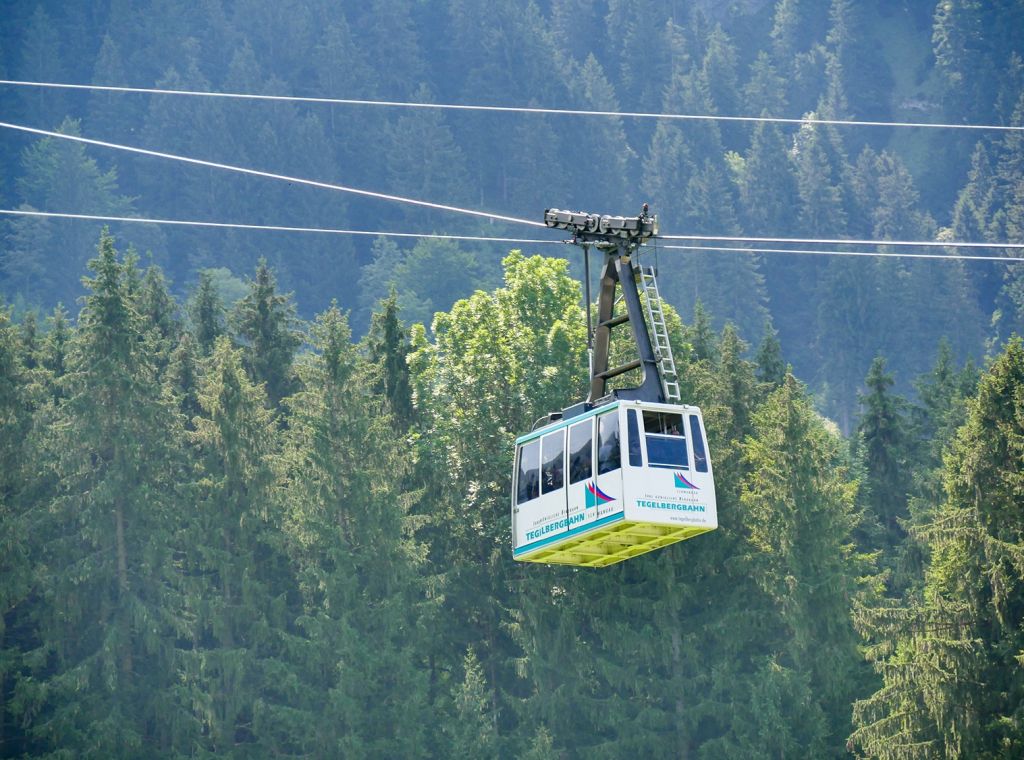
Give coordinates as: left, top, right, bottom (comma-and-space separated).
2, 1, 1024, 757
2, 0, 1024, 420
1, 237, 1021, 757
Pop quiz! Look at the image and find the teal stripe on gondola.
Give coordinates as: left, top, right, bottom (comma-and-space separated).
514, 511, 625, 557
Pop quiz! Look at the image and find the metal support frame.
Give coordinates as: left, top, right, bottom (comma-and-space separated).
588, 240, 665, 405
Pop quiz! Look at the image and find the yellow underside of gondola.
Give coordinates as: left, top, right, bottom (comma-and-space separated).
516, 520, 712, 568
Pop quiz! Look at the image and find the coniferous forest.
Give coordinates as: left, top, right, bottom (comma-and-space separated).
2, 1, 1024, 757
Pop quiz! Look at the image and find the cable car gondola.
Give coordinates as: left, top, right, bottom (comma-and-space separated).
512, 208, 717, 567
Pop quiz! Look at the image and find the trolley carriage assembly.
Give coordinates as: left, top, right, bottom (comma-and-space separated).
511, 207, 717, 567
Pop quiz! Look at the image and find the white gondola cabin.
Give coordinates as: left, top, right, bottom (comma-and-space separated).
512, 399, 716, 567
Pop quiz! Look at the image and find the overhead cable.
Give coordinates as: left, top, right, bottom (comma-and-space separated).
5, 209, 1023, 263
3, 122, 1021, 252
658, 243, 1024, 263
0, 209, 556, 245
4, 121, 1019, 252
659, 233, 1024, 250
2, 79, 1022, 132
0, 121, 546, 228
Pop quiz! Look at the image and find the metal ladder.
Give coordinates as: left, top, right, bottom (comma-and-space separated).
634, 262, 681, 403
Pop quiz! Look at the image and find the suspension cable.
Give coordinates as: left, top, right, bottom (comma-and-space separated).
5, 209, 1022, 263
659, 233, 1024, 250
0, 209, 556, 244
0, 121, 546, 228
2, 79, 1022, 133
4, 121, 1022, 252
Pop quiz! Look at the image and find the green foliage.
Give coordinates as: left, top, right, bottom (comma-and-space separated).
230, 259, 304, 405
365, 289, 415, 427
852, 337, 1024, 758
741, 373, 867, 747
358, 236, 497, 334
755, 318, 786, 388
2, 2, 1024, 754
858, 357, 912, 540
188, 269, 228, 355
9, 231, 189, 756
280, 304, 429, 756
4, 238, 1024, 757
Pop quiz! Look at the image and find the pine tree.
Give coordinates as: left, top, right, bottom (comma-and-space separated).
383, 86, 474, 229
755, 318, 786, 388
0, 302, 38, 756
365, 290, 415, 428
16, 310, 40, 371
230, 259, 303, 406
687, 301, 719, 364
793, 121, 847, 235
40, 303, 70, 399
138, 263, 180, 369
743, 51, 788, 115
187, 269, 226, 356
445, 648, 499, 758
165, 331, 202, 424
932, 0, 994, 120
16, 6, 66, 128
742, 373, 866, 748
852, 338, 1024, 757
740, 121, 799, 236
182, 335, 297, 754
86, 34, 135, 141
280, 304, 429, 756
700, 26, 742, 146
11, 231, 189, 756
857, 357, 910, 534
856, 357, 913, 592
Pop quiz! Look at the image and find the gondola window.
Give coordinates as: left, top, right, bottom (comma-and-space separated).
643, 410, 688, 469
568, 420, 592, 484
541, 432, 565, 493
598, 413, 621, 474
517, 439, 540, 504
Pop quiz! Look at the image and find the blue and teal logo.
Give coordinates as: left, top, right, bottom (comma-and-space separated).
674, 472, 699, 490
585, 481, 615, 508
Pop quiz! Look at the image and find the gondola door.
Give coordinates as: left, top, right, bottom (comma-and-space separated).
565, 417, 594, 530
590, 407, 624, 524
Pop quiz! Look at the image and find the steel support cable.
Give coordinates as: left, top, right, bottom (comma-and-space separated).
5, 209, 1023, 263
0, 209, 557, 244
659, 233, 1024, 250
0, 121, 546, 229
2, 121, 1021, 253
2, 79, 1023, 132
658, 243, 1024, 263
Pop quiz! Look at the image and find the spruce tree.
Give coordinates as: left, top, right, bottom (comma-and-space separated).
12, 231, 188, 756
6, 119, 133, 306
857, 357, 911, 541
0, 305, 35, 756
853, 338, 1024, 757
280, 305, 428, 756
230, 259, 303, 406
188, 269, 226, 356
755, 318, 786, 388
40, 303, 70, 399
742, 373, 866, 749
365, 289, 415, 429
182, 335, 297, 754
446, 648, 499, 758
